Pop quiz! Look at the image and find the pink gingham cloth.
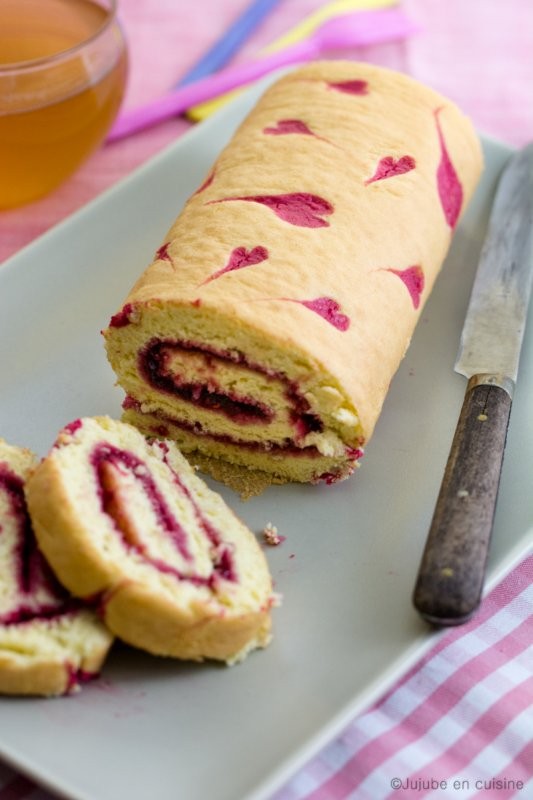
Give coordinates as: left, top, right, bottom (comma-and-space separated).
1, 1, 532, 799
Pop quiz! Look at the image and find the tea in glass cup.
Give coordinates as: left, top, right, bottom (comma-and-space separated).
0, 0, 128, 209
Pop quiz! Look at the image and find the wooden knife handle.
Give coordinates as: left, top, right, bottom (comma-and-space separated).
413, 379, 512, 626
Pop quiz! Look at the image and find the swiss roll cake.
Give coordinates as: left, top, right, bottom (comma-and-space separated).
104, 61, 483, 486
0, 438, 113, 696
25, 417, 275, 664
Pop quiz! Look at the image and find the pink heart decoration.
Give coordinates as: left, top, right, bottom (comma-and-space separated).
385, 265, 425, 309
327, 79, 369, 96
286, 296, 350, 331
201, 246, 269, 286
365, 155, 416, 185
208, 193, 334, 228
263, 119, 314, 136
435, 108, 463, 228
155, 242, 172, 262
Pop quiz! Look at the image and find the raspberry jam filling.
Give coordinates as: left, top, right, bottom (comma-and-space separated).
0, 466, 73, 626
140, 340, 275, 425
91, 442, 236, 586
125, 396, 327, 458
123, 401, 362, 485
66, 665, 98, 692
138, 339, 323, 436
109, 303, 136, 329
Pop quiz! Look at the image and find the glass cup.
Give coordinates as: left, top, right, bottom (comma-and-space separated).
0, 0, 128, 210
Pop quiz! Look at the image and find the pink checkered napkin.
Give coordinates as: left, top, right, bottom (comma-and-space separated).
273, 554, 533, 800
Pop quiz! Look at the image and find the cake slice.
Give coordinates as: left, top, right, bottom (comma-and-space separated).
104, 61, 483, 487
0, 438, 113, 696
25, 417, 275, 664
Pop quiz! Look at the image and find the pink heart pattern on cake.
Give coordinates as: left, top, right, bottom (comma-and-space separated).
263, 119, 315, 136
365, 155, 416, 185
263, 119, 335, 148
179, 100, 458, 348
327, 79, 369, 96
435, 108, 463, 228
208, 193, 334, 228
384, 265, 425, 309
282, 296, 350, 331
156, 242, 172, 262
201, 246, 269, 286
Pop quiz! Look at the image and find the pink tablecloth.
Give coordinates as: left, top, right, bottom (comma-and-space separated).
1, 1, 532, 798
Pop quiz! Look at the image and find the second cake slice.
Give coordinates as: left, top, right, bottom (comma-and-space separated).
25, 417, 275, 664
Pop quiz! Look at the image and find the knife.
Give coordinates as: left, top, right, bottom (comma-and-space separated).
413, 142, 533, 626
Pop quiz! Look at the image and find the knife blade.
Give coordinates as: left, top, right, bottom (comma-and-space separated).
413, 142, 533, 626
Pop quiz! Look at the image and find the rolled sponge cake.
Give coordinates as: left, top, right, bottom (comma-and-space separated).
104, 61, 483, 486
25, 417, 275, 664
0, 439, 113, 696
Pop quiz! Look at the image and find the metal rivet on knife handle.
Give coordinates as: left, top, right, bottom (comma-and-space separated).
413, 379, 512, 625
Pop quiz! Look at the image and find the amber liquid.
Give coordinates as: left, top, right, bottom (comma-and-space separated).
0, 0, 127, 208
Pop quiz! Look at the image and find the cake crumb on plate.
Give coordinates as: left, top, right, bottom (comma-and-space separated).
263, 522, 285, 546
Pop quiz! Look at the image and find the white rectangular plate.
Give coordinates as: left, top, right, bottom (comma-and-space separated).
1, 80, 532, 800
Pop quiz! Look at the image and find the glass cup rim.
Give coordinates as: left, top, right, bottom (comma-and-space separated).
0, 0, 118, 74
